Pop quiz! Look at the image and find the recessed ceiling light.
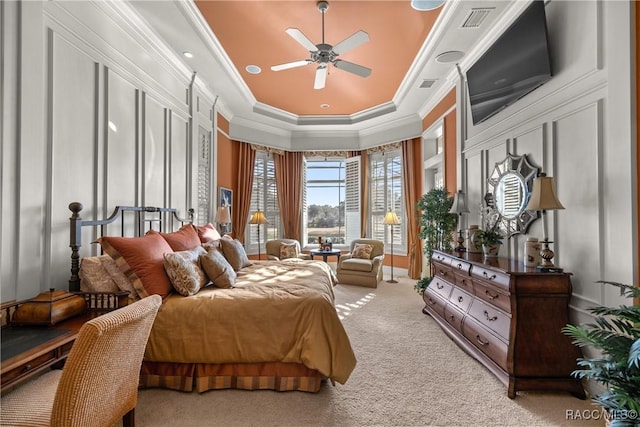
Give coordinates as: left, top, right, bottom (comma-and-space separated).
435, 51, 464, 63
246, 65, 262, 74
320, 104, 330, 109
183, 51, 193, 59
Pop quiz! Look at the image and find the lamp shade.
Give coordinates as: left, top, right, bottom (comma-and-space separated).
525, 176, 565, 211
411, 0, 445, 11
449, 190, 470, 214
215, 206, 230, 224
383, 211, 401, 225
249, 211, 268, 225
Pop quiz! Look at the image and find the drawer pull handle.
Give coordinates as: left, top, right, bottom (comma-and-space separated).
457, 263, 462, 269
439, 270, 448, 277
476, 335, 489, 346
483, 271, 497, 280
436, 283, 444, 290
458, 296, 464, 303
483, 310, 498, 321
485, 290, 499, 300
449, 315, 455, 322
428, 298, 437, 305
23, 364, 33, 372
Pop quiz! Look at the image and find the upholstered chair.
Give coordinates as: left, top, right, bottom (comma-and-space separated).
265, 238, 311, 261
0, 295, 162, 427
336, 239, 385, 288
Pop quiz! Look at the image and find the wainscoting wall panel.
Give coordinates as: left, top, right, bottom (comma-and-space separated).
1, 1, 211, 302
460, 1, 634, 328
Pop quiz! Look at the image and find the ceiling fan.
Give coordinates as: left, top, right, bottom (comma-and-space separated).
270, 1, 371, 90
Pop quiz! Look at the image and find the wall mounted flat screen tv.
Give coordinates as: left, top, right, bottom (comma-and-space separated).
466, 0, 552, 125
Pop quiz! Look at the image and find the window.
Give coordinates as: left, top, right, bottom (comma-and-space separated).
303, 157, 360, 247
245, 151, 280, 252
369, 149, 406, 253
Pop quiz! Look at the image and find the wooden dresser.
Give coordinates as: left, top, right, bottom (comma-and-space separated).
423, 249, 585, 399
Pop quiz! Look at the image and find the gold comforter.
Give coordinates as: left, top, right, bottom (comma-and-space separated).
144, 260, 356, 384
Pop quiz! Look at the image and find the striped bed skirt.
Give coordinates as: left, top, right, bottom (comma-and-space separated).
140, 361, 325, 393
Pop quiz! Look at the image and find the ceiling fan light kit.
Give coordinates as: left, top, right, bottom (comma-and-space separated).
270, 0, 371, 90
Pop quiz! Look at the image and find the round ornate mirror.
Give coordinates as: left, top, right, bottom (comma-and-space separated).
484, 153, 540, 237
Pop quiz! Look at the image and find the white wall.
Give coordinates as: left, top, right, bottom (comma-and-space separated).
460, 0, 636, 323
0, 0, 215, 302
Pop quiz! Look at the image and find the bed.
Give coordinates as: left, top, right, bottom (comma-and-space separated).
68, 202, 356, 393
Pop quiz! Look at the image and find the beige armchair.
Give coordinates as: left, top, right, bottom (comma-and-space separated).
336, 239, 385, 288
1, 295, 162, 427
265, 238, 311, 261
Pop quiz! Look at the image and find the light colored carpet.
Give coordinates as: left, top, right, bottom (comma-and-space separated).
131, 276, 604, 427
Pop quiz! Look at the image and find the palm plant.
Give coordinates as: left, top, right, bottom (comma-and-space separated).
562, 281, 640, 427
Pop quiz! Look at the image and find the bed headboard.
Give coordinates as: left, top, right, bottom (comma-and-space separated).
68, 202, 194, 292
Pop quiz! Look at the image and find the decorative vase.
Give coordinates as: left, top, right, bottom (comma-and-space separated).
482, 243, 500, 258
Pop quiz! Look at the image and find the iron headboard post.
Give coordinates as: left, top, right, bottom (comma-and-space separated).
68, 202, 84, 292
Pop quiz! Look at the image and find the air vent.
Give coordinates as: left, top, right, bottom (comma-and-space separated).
461, 7, 494, 28
419, 79, 437, 89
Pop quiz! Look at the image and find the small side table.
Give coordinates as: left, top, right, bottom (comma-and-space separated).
309, 249, 341, 263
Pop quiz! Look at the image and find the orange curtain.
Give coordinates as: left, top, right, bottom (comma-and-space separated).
234, 142, 256, 243
274, 151, 303, 240
402, 139, 422, 279
358, 150, 369, 237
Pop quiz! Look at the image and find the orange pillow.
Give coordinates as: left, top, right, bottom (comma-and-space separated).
196, 223, 222, 243
99, 233, 174, 299
148, 225, 201, 251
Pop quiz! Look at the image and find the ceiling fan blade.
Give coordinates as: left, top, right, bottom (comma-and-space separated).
271, 60, 312, 72
285, 28, 318, 52
332, 30, 370, 55
314, 65, 328, 90
333, 60, 372, 78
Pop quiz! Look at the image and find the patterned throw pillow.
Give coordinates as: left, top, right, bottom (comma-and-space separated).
352, 243, 374, 260
279, 243, 298, 260
79, 256, 119, 293
99, 233, 174, 299
101, 255, 138, 300
220, 238, 251, 271
200, 247, 237, 289
163, 246, 208, 296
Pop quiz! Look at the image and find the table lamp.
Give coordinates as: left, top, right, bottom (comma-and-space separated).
383, 210, 401, 283
449, 190, 470, 252
525, 174, 564, 271
215, 206, 231, 235
249, 210, 268, 260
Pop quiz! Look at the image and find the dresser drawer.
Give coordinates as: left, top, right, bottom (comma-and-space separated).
450, 259, 471, 275
432, 252, 454, 266
474, 281, 511, 314
463, 317, 508, 371
471, 266, 510, 291
443, 304, 465, 334
430, 277, 453, 300
468, 299, 511, 341
423, 287, 447, 318
453, 272, 474, 294
449, 288, 473, 313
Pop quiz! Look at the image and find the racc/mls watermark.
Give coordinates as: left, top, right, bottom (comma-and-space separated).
566, 409, 638, 422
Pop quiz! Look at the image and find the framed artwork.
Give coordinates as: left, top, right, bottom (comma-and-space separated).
218, 187, 232, 235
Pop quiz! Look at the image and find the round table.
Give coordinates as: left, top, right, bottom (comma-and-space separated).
309, 249, 341, 263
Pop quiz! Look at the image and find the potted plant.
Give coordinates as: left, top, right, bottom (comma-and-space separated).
562, 281, 640, 427
415, 187, 457, 293
472, 228, 504, 257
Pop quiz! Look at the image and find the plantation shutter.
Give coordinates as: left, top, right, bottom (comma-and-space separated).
344, 156, 361, 243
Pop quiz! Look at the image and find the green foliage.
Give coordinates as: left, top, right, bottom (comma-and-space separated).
562, 281, 640, 426
415, 276, 432, 295
472, 228, 504, 246
417, 187, 457, 264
